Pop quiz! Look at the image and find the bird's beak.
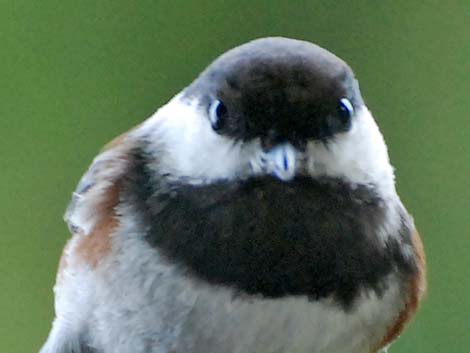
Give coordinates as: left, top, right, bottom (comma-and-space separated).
263, 143, 298, 181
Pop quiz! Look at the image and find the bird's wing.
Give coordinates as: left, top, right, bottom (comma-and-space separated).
64, 131, 136, 237
39, 131, 138, 353
374, 228, 426, 352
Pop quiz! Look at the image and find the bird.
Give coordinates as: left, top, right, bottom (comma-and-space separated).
40, 37, 426, 353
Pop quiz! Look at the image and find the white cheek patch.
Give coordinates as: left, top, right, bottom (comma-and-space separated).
138, 95, 254, 183
307, 107, 396, 197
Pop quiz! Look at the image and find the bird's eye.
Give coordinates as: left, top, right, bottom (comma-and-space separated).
338, 98, 354, 126
209, 99, 228, 131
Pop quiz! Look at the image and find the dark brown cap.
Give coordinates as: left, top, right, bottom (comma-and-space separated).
185, 37, 363, 145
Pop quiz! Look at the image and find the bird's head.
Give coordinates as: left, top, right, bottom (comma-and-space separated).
136, 37, 395, 196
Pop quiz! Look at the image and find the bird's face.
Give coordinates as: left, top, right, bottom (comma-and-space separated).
137, 38, 395, 195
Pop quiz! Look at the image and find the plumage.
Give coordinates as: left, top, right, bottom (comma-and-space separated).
40, 37, 425, 353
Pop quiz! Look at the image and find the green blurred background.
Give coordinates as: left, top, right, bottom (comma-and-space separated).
1, 1, 468, 352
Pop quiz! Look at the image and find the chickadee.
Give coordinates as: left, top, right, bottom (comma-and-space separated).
40, 37, 426, 353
